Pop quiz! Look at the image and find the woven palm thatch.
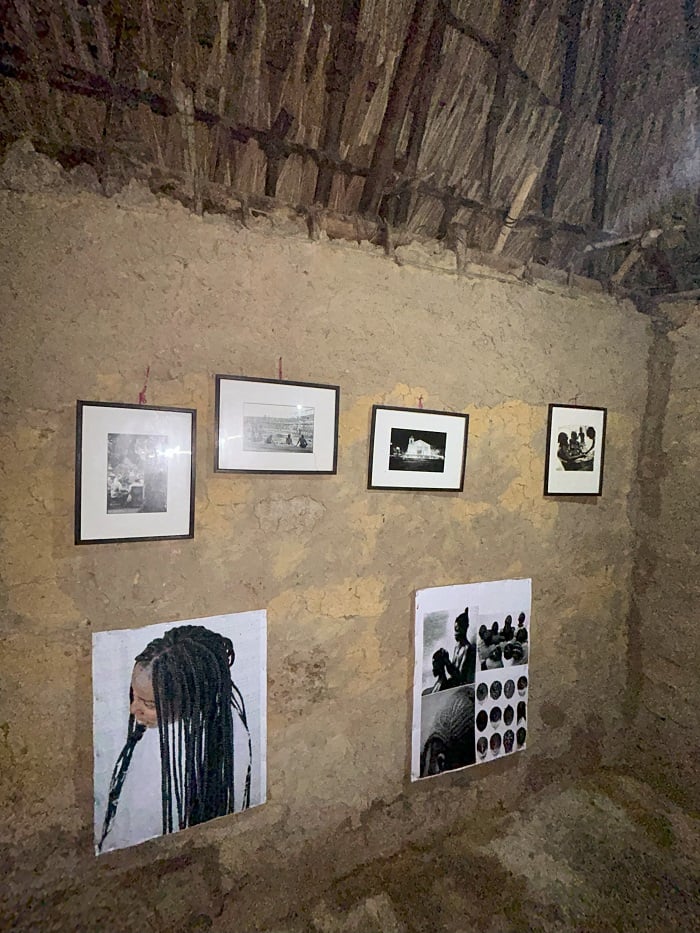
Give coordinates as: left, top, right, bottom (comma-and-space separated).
0, 0, 697, 299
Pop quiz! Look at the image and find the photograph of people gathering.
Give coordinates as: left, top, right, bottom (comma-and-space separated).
555, 424, 596, 472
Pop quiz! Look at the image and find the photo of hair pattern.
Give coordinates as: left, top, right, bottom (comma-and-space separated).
93, 611, 266, 854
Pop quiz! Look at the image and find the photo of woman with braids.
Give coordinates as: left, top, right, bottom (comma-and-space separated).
93, 611, 266, 854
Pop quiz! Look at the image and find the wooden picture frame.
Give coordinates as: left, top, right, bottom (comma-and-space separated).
368, 405, 469, 491
543, 403, 607, 496
75, 401, 196, 544
215, 375, 339, 474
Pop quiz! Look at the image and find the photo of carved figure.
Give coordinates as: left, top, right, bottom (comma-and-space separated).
93, 612, 266, 854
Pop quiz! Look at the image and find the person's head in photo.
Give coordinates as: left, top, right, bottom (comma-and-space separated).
98, 624, 251, 853
517, 701, 527, 723
476, 683, 488, 702
517, 612, 526, 627
454, 607, 471, 645
504, 680, 515, 699
420, 687, 475, 776
490, 706, 501, 724
490, 680, 502, 700
517, 727, 527, 747
489, 733, 502, 754
502, 615, 514, 639
518, 675, 528, 694
476, 710, 488, 732
503, 705, 514, 726
503, 730, 514, 753
477, 736, 488, 759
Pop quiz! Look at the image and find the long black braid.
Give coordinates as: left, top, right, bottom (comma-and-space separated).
98, 625, 251, 851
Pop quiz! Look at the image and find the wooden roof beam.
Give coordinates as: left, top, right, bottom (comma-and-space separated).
392, 2, 447, 226
314, 0, 361, 206
591, 0, 629, 230
358, 0, 439, 215
481, 0, 523, 199
534, 0, 585, 263
441, 0, 556, 109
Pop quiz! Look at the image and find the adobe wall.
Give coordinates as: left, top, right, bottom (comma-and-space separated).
0, 178, 650, 932
624, 305, 700, 807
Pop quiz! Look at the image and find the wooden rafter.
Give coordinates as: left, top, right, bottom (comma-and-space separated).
358, 0, 439, 215
440, 0, 555, 109
591, 0, 629, 230
314, 0, 361, 207
481, 0, 523, 199
534, 0, 585, 263
392, 1, 447, 226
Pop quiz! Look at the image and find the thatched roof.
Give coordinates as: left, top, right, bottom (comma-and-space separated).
1, 0, 698, 303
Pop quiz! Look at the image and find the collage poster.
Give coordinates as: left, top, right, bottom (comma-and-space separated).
93, 610, 267, 853
411, 579, 531, 780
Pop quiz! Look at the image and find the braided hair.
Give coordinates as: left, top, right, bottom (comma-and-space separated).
98, 624, 251, 852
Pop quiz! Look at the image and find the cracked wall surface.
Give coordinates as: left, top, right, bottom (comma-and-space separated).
0, 185, 651, 932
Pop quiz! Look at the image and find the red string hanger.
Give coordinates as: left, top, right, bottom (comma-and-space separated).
418, 395, 424, 409
138, 366, 150, 405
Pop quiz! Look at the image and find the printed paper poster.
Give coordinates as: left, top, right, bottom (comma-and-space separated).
93, 610, 266, 853
411, 579, 531, 780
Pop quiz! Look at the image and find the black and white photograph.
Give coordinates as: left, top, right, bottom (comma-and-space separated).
411, 578, 531, 781
107, 433, 168, 513
419, 686, 476, 777
215, 375, 339, 473
389, 427, 446, 473
76, 401, 195, 544
93, 610, 267, 854
368, 405, 468, 491
243, 403, 315, 453
544, 404, 607, 496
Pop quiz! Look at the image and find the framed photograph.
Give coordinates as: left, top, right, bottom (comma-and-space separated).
368, 405, 469, 491
215, 375, 339, 474
544, 404, 607, 496
75, 401, 196, 544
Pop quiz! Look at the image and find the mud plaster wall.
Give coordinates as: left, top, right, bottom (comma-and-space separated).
0, 186, 651, 933
625, 305, 700, 806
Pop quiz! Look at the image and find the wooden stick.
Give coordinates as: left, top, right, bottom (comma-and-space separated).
534, 0, 584, 262
493, 167, 538, 254
610, 245, 643, 284
481, 0, 523, 199
358, 0, 440, 215
440, 0, 555, 109
591, 0, 629, 229
654, 288, 700, 303
314, 0, 361, 206
172, 64, 202, 214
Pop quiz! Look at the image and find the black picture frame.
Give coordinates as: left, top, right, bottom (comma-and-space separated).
368, 405, 469, 491
543, 403, 607, 496
75, 400, 196, 544
214, 374, 340, 474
